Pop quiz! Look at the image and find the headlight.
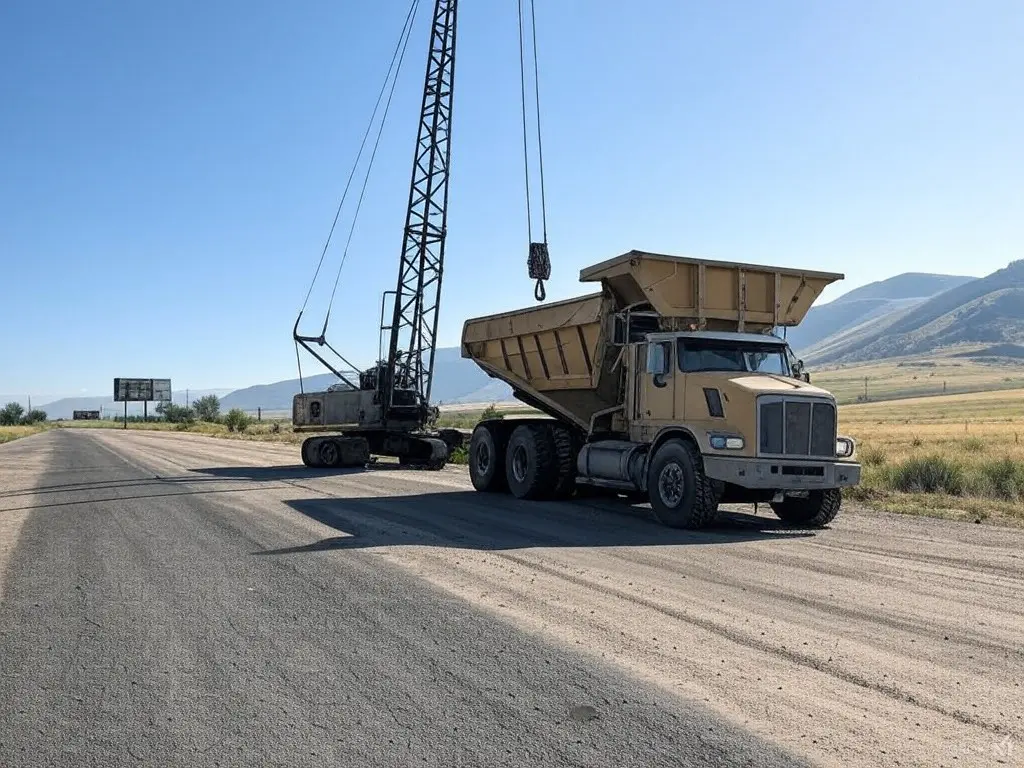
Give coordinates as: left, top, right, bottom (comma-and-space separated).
836, 437, 855, 458
709, 434, 745, 450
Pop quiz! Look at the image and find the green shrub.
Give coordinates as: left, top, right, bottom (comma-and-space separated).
161, 403, 195, 424
975, 457, 1024, 502
448, 444, 469, 465
480, 404, 503, 421
885, 455, 965, 495
223, 408, 252, 433
19, 409, 48, 425
193, 395, 221, 422
0, 402, 25, 426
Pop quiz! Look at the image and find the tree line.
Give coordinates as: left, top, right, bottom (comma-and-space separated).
157, 395, 252, 432
0, 402, 47, 426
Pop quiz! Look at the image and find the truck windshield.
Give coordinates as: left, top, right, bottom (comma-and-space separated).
677, 339, 791, 375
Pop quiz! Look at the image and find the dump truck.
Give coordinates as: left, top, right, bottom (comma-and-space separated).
459, 250, 862, 529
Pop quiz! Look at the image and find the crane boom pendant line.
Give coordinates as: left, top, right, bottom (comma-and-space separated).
293, 0, 422, 393
386, 0, 458, 410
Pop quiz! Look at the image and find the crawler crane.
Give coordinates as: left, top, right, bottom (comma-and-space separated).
291, 0, 551, 469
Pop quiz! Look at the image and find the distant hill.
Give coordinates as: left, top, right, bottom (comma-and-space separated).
788, 273, 975, 354
806, 260, 1024, 365
830, 273, 976, 304
220, 373, 340, 411
219, 347, 512, 411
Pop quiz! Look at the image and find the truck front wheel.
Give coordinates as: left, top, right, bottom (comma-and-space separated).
647, 439, 717, 529
770, 489, 842, 527
468, 423, 507, 493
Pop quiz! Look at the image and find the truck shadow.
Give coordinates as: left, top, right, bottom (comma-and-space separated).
253, 492, 815, 555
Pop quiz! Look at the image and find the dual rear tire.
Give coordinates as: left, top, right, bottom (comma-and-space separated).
469, 421, 576, 499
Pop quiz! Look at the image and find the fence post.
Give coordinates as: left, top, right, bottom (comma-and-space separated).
258, 407, 261, 422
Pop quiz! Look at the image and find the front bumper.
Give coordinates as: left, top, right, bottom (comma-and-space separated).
702, 455, 861, 489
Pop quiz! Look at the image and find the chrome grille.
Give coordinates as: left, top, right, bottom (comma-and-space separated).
758, 396, 837, 458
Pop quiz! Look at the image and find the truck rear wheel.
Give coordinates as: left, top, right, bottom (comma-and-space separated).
505, 424, 558, 500
469, 423, 508, 492
770, 489, 842, 527
550, 424, 578, 499
647, 439, 717, 529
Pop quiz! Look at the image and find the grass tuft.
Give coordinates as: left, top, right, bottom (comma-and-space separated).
858, 445, 887, 467
883, 455, 966, 495
448, 444, 469, 465
974, 456, 1024, 502
962, 436, 987, 452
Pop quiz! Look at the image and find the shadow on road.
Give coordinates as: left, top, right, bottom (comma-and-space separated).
253, 491, 814, 555
193, 465, 404, 481
2, 465, 377, 498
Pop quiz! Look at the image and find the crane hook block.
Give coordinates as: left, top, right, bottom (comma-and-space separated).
528, 241, 551, 302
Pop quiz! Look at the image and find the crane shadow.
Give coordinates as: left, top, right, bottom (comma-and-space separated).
253, 491, 815, 556
192, 464, 407, 481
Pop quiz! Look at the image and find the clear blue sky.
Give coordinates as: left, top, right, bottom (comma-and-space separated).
2, 0, 1022, 399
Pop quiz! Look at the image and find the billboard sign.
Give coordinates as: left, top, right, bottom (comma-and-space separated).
152, 378, 171, 401
114, 378, 172, 402
72, 410, 101, 420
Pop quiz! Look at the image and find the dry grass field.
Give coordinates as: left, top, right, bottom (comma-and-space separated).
53, 418, 306, 444
0, 425, 49, 445
839, 389, 1024, 524
810, 356, 1024, 404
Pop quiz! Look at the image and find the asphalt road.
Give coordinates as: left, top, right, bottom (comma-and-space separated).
0, 429, 806, 768
2, 429, 1022, 767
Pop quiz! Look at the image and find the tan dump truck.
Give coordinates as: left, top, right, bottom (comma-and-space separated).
460, 250, 861, 529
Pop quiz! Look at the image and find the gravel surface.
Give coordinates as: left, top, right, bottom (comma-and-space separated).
0, 429, 813, 767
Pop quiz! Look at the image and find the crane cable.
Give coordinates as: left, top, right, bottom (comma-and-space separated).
324, 0, 420, 327
296, 0, 422, 329
518, 0, 551, 302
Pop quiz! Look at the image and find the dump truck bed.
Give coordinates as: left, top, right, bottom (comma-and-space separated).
580, 250, 842, 331
461, 250, 842, 429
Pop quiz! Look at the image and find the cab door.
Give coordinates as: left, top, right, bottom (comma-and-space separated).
633, 339, 678, 439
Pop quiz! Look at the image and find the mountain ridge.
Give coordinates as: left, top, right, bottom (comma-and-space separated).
787, 272, 976, 354
806, 260, 1024, 365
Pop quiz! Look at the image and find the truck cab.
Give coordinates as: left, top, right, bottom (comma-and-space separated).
624, 328, 858, 515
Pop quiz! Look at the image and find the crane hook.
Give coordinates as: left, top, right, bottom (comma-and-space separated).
528, 241, 550, 302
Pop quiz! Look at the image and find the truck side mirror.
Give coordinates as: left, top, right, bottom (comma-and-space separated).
646, 342, 671, 388
793, 359, 811, 383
